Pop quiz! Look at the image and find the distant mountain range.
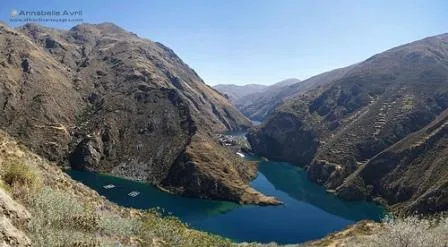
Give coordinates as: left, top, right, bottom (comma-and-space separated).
248, 33, 448, 214
214, 78, 301, 120
213, 84, 269, 102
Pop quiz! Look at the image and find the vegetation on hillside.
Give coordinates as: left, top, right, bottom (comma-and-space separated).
0, 131, 239, 246
301, 216, 448, 247
365, 216, 448, 247
248, 33, 448, 214
0, 21, 258, 207
1, 125, 447, 247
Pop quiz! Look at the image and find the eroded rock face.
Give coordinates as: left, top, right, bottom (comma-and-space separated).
336, 108, 448, 214
161, 133, 281, 204
69, 136, 104, 171
0, 189, 31, 247
248, 33, 448, 213
0, 22, 273, 204
247, 112, 318, 165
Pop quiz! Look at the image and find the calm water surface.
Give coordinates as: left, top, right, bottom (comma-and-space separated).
67, 158, 384, 244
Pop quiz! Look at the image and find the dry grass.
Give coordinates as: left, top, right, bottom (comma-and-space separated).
2, 132, 446, 247
0, 131, 242, 246
364, 216, 448, 247
0, 158, 43, 201
25, 185, 237, 246
302, 216, 448, 247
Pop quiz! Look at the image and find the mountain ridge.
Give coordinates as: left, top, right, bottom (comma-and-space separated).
236, 69, 358, 121
214, 78, 301, 120
248, 32, 448, 214
0, 22, 278, 205
213, 78, 300, 102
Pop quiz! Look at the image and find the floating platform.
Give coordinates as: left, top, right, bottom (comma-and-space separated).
236, 152, 245, 158
128, 191, 140, 197
103, 184, 116, 189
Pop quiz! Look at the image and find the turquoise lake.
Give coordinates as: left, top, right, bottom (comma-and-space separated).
67, 158, 385, 244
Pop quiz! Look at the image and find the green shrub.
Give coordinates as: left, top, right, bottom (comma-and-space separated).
99, 213, 142, 237
3, 160, 39, 187
28, 187, 98, 246
27, 187, 145, 246
1, 159, 42, 200
138, 209, 234, 246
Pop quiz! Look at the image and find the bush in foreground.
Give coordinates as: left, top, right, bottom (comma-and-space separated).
0, 158, 43, 200
366, 216, 448, 247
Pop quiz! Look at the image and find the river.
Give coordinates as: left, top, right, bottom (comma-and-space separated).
67, 155, 384, 244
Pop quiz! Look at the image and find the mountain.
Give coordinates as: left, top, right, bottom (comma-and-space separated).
265, 78, 301, 90
213, 84, 268, 102
236, 73, 357, 121
213, 78, 301, 104
248, 33, 448, 214
215, 78, 301, 121
336, 107, 448, 214
0, 22, 278, 205
236, 72, 364, 122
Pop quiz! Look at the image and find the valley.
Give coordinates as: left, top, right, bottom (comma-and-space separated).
0, 17, 447, 246
0, 22, 276, 206
247, 33, 448, 215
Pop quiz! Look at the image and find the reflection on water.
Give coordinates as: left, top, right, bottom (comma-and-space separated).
67, 170, 240, 219
256, 161, 384, 222
251, 120, 262, 126
67, 157, 384, 244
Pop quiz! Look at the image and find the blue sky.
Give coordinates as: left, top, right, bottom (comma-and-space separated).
1, 1, 447, 85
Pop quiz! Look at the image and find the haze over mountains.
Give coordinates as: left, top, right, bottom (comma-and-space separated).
214, 78, 301, 120
0, 22, 278, 205
213, 83, 268, 103
214, 78, 300, 102
248, 33, 448, 214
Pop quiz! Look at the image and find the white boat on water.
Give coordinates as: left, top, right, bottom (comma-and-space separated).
236, 152, 245, 158
103, 184, 116, 189
128, 191, 140, 197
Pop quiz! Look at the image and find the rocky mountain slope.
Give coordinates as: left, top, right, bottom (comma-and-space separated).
236, 70, 356, 121
1, 129, 447, 247
0, 22, 278, 205
248, 33, 448, 213
213, 84, 268, 103
336, 107, 448, 214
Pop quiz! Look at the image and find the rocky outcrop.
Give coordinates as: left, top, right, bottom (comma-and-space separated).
0, 190, 30, 224
69, 135, 104, 171
248, 33, 448, 213
0, 22, 273, 204
161, 133, 281, 205
0, 189, 31, 247
0, 216, 31, 247
247, 111, 318, 165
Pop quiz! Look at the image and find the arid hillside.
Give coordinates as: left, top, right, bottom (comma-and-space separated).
0, 22, 277, 205
235, 69, 356, 122
248, 33, 448, 213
